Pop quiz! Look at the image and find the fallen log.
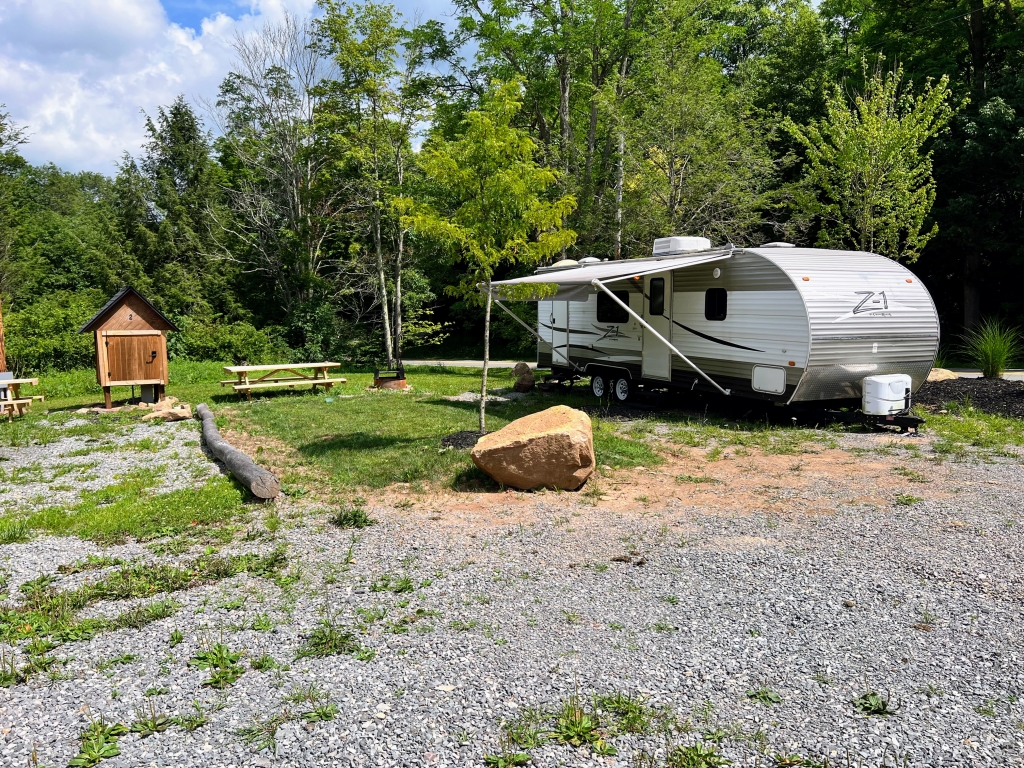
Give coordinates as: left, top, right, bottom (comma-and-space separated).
196, 403, 280, 499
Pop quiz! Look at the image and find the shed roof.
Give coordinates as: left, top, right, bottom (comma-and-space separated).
78, 286, 180, 333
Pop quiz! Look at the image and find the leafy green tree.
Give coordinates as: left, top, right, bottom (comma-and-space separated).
785, 63, 956, 261
406, 80, 576, 431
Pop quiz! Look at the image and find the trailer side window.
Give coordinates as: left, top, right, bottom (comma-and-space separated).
649, 278, 665, 316
705, 288, 727, 321
596, 291, 631, 323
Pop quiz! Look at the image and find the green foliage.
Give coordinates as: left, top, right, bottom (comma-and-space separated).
746, 687, 783, 706
330, 503, 376, 529
665, 743, 733, 768
167, 316, 286, 365
852, 690, 900, 716
785, 62, 956, 262
959, 318, 1021, 378
4, 290, 103, 373
69, 720, 128, 767
189, 642, 245, 689
295, 618, 373, 660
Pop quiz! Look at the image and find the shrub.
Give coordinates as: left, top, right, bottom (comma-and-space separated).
5, 290, 105, 373
959, 318, 1021, 378
167, 316, 288, 365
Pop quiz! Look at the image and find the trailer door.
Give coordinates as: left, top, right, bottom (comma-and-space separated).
642, 272, 672, 380
551, 301, 570, 367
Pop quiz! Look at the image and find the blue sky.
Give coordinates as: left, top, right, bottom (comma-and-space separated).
0, 0, 460, 173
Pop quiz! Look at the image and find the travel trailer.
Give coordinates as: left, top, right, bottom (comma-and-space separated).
488, 238, 939, 420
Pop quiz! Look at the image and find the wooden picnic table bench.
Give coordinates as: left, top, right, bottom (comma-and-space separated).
221, 363, 346, 401
0, 377, 40, 421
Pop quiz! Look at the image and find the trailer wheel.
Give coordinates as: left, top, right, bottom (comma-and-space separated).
612, 377, 631, 403
590, 373, 607, 398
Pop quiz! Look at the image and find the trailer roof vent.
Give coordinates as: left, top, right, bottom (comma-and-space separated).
578, 256, 601, 264
653, 236, 712, 256
760, 242, 795, 248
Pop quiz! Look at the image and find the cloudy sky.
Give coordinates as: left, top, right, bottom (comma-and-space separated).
0, 0, 457, 174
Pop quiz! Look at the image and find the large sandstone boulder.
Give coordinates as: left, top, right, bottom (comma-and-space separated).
471, 405, 594, 490
927, 368, 958, 382
511, 362, 532, 378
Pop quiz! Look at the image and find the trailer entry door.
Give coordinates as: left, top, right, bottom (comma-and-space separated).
551, 301, 570, 367
642, 272, 672, 380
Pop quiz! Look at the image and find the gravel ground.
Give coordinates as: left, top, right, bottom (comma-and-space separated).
0, 417, 216, 512
1, 430, 1023, 768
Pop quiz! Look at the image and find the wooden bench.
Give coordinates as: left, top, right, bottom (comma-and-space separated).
222, 363, 347, 401
1, 399, 32, 422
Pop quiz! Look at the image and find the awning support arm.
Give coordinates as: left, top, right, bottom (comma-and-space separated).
590, 279, 731, 396
493, 297, 584, 373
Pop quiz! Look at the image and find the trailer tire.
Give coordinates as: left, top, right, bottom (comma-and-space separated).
612, 377, 631, 403
590, 373, 608, 398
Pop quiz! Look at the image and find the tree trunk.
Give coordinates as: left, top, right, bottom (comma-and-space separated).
614, 130, 624, 259
393, 233, 403, 364
0, 296, 7, 373
479, 283, 492, 434
374, 199, 394, 367
964, 250, 982, 329
197, 403, 280, 499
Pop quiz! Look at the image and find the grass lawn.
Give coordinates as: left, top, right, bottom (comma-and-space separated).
5, 361, 1022, 503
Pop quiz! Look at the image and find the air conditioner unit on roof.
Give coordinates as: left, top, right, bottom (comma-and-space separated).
653, 236, 712, 255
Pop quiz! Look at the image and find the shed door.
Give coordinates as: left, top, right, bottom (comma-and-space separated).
104, 332, 163, 383
550, 301, 570, 367
642, 272, 672, 380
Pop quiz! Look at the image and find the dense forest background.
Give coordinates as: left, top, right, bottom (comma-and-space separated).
1, 0, 1022, 374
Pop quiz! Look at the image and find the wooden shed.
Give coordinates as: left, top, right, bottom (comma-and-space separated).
79, 287, 179, 408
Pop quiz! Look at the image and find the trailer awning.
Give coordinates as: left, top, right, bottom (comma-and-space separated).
488, 251, 733, 301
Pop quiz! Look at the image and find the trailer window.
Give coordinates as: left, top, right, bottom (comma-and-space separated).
597, 291, 631, 323
705, 288, 727, 321
649, 278, 665, 316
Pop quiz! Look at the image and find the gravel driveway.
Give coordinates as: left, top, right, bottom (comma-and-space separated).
1, 429, 1022, 768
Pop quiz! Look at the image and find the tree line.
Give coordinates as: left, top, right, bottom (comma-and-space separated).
1, 0, 1022, 375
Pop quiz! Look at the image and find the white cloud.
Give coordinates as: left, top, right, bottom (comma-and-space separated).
0, 0, 318, 173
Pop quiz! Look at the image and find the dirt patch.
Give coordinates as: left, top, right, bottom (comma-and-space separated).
916, 377, 1024, 418
374, 432, 953, 533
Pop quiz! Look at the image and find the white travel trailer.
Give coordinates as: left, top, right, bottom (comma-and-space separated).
488, 238, 939, 416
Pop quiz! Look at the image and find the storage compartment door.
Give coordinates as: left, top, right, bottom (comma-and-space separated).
104, 332, 162, 383
550, 301, 570, 366
752, 365, 787, 395
642, 272, 672, 380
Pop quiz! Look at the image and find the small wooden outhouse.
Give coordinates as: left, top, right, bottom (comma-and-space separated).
79, 287, 179, 408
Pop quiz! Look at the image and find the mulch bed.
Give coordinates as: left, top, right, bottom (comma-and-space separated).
915, 377, 1024, 419
441, 430, 484, 449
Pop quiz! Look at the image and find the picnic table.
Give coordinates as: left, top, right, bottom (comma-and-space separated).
0, 377, 41, 421
221, 363, 346, 401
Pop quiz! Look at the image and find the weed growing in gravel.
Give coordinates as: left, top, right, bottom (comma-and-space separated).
675, 474, 722, 485
189, 640, 245, 689
285, 683, 339, 722
330, 501, 376, 529
58, 555, 128, 574
172, 701, 212, 731
892, 466, 929, 483
916, 683, 944, 697
169, 628, 183, 647
295, 617, 374, 661
237, 712, 291, 753
894, 493, 923, 506
924, 406, 1024, 460
852, 691, 900, 716
251, 613, 274, 631
370, 573, 415, 593
69, 718, 128, 767
145, 686, 170, 697
0, 646, 25, 687
0, 518, 30, 544
250, 653, 284, 672
0, 548, 286, 646
746, 687, 782, 706
97, 653, 137, 671
130, 702, 172, 737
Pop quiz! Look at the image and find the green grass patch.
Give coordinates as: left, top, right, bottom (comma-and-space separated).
670, 418, 837, 455
6, 472, 246, 544
922, 405, 1024, 460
